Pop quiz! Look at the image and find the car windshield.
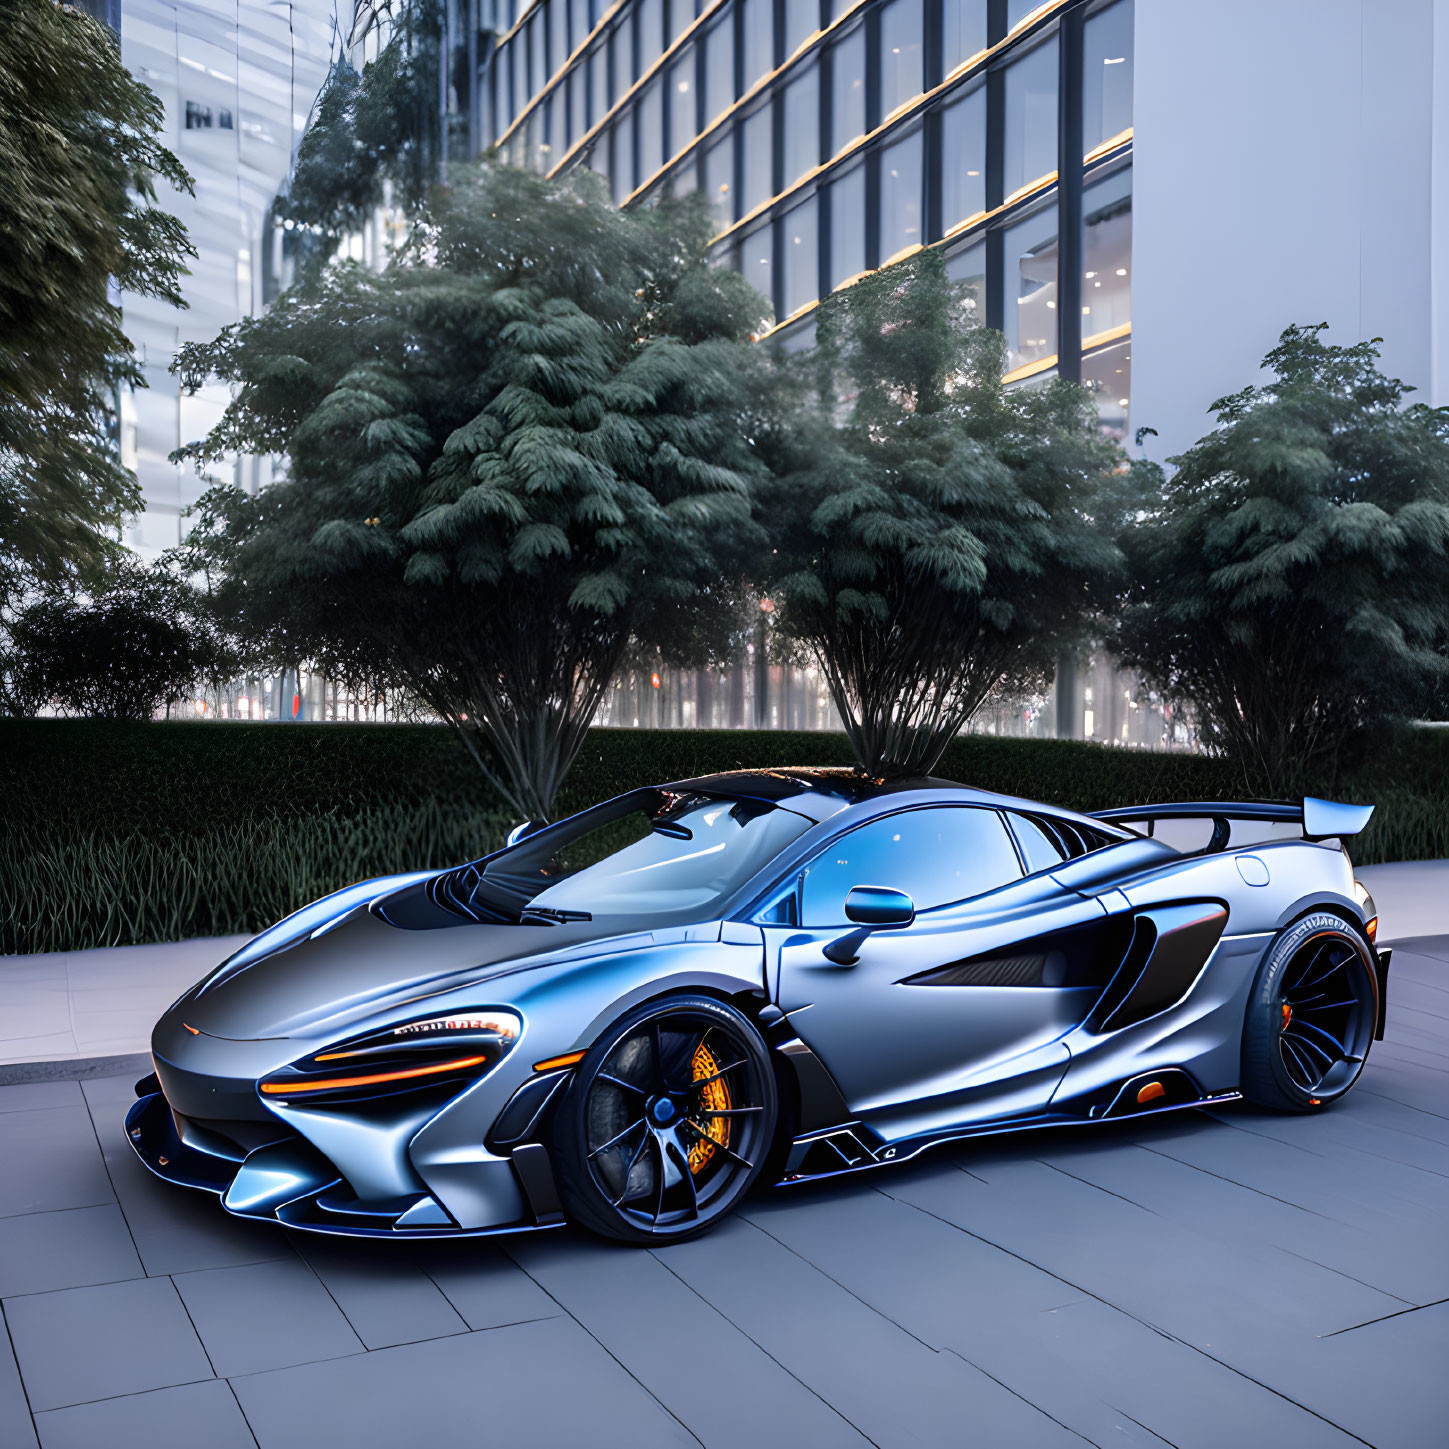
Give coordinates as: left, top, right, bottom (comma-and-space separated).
469, 790, 813, 922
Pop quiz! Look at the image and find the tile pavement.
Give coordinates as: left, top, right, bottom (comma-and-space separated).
0, 943, 1444, 1447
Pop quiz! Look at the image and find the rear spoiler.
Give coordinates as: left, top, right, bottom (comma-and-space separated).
1091, 797, 1374, 851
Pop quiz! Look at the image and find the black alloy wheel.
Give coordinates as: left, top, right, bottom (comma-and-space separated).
1240, 912, 1378, 1111
551, 996, 777, 1244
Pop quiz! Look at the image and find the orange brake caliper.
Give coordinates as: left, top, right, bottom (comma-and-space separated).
687, 1041, 731, 1175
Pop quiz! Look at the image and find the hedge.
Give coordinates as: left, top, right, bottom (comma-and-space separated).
3, 719, 1445, 955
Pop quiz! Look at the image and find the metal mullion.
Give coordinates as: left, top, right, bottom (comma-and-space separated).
865, 2, 882, 131
925, 0, 944, 89
865, 145, 881, 271
924, 104, 942, 243
987, 0, 1007, 45
1056, 3, 1084, 379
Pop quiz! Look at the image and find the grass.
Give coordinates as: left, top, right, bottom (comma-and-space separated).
3, 719, 1445, 955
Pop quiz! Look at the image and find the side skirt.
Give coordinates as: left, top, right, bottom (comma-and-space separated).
774, 1089, 1243, 1187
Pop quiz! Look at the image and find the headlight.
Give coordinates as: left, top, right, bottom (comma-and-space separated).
259, 1009, 521, 1103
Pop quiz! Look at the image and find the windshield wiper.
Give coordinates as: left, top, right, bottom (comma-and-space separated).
520, 906, 594, 926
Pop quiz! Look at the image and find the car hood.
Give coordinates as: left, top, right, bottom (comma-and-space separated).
171, 896, 664, 1041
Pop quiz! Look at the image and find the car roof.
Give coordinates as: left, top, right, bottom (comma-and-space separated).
660, 766, 1129, 835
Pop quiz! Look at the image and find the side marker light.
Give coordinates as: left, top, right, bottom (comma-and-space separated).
533, 1050, 587, 1072
1365, 916, 1378, 942
1136, 1081, 1166, 1104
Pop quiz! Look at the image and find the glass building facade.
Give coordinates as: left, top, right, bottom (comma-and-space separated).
482, 0, 1134, 435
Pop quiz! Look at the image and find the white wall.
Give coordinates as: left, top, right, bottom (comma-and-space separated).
1130, 0, 1444, 463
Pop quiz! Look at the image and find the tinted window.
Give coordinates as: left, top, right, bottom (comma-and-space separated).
800, 808, 1022, 926
1007, 813, 1065, 875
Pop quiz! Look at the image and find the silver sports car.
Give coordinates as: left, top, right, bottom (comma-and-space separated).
129, 769, 1391, 1244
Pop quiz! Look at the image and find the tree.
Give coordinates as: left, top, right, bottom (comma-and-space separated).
1113, 324, 1449, 787
279, 0, 448, 247
757, 251, 1123, 777
174, 166, 768, 820
6, 559, 222, 720
0, 0, 194, 607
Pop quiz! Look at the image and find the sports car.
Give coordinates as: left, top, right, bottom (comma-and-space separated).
129, 768, 1392, 1244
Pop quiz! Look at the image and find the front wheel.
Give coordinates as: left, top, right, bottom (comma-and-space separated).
550, 995, 777, 1244
1240, 913, 1378, 1111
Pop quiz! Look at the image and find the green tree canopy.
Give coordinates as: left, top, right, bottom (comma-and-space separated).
279, 0, 446, 246
757, 251, 1123, 777
175, 166, 768, 820
0, 0, 194, 605
1114, 324, 1449, 786
5, 558, 223, 720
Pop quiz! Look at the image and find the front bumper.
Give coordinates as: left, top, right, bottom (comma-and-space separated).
125, 1074, 565, 1239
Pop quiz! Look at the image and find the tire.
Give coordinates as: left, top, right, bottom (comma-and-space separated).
1240, 912, 1378, 1112
550, 995, 778, 1244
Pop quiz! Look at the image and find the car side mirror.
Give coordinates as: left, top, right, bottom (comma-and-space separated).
823, 886, 915, 965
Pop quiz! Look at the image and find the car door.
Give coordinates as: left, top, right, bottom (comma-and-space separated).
769, 805, 1109, 1140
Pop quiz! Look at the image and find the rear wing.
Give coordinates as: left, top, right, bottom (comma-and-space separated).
1090, 797, 1374, 852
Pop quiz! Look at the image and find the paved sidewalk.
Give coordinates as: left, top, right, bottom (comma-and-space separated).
0, 936, 248, 1070
0, 860, 1442, 1071
0, 940, 1444, 1447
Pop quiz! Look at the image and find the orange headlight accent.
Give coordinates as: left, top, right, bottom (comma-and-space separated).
260, 1055, 489, 1095
1136, 1081, 1167, 1104
532, 1050, 587, 1072
1365, 916, 1378, 943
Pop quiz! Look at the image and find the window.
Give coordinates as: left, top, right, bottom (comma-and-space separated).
639, 78, 664, 180
1008, 0, 1046, 28
705, 127, 735, 227
830, 25, 866, 155
667, 46, 695, 155
740, 102, 773, 214
612, 109, 635, 202
703, 14, 734, 123
878, 128, 922, 262
1081, 167, 1131, 343
611, 18, 635, 94
569, 0, 590, 52
879, 0, 924, 120
946, 239, 985, 326
1004, 36, 1058, 197
782, 195, 818, 315
510, 39, 526, 125
1083, 0, 1133, 155
785, 0, 818, 57
1006, 813, 1065, 875
940, 87, 985, 231
540, 93, 556, 165
547, 0, 565, 75
528, 14, 545, 98
671, 156, 698, 196
1005, 202, 1057, 370
942, 0, 988, 75
742, 220, 775, 320
589, 43, 608, 126
800, 808, 1022, 926
742, 0, 774, 91
829, 163, 866, 287
669, 0, 694, 46
568, 63, 586, 144
638, 0, 664, 74
1081, 338, 1130, 442
482, 791, 814, 920
782, 62, 820, 186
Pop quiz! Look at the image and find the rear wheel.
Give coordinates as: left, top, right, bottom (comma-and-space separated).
550, 996, 777, 1244
1240, 913, 1378, 1111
